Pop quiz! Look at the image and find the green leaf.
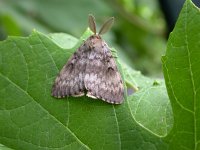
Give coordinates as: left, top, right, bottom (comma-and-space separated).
0, 144, 13, 150
48, 33, 78, 49
0, 15, 22, 36
0, 31, 89, 150
162, 0, 200, 149
0, 30, 172, 149
123, 64, 173, 137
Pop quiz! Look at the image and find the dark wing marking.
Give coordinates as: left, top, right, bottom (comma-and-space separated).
84, 41, 124, 104
52, 43, 88, 98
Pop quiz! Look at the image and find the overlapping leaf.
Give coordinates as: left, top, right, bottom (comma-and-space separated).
162, 0, 200, 149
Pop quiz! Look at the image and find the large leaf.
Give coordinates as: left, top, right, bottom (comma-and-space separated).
0, 30, 172, 149
162, 0, 200, 149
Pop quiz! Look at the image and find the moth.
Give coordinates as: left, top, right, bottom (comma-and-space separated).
52, 15, 124, 104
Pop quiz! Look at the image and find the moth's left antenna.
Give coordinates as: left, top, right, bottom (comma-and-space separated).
88, 14, 96, 34
98, 17, 114, 35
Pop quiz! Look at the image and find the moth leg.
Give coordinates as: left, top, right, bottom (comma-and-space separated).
72, 92, 85, 97
86, 92, 97, 99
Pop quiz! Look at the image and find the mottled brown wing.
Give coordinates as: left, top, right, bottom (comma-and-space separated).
52, 43, 88, 98
84, 42, 124, 104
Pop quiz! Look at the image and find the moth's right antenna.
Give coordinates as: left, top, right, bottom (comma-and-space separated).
98, 17, 114, 35
88, 14, 96, 35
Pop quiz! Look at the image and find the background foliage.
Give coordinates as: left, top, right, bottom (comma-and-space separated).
0, 0, 167, 76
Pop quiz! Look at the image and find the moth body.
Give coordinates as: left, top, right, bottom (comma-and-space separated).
52, 15, 124, 104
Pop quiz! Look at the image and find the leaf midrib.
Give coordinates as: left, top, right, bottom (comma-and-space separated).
184, 1, 197, 149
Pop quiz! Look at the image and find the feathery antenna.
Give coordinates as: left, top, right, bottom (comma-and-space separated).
98, 17, 114, 35
88, 14, 96, 34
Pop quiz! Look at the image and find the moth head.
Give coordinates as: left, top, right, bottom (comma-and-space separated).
88, 14, 114, 36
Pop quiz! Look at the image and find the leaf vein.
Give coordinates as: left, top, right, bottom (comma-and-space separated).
163, 61, 194, 114
185, 2, 197, 149
112, 105, 121, 150
0, 73, 90, 150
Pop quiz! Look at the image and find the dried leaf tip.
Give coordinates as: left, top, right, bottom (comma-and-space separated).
88, 14, 96, 34
98, 17, 114, 35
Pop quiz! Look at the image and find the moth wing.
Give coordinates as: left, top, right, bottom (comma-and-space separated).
52, 45, 87, 98
84, 45, 124, 104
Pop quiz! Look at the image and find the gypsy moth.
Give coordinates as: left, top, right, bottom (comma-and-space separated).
52, 15, 124, 104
